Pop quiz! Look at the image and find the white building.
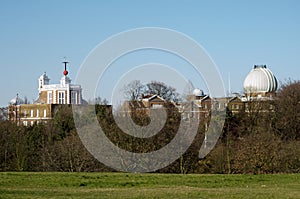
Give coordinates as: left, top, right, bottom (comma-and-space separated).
8, 62, 84, 125
35, 72, 82, 105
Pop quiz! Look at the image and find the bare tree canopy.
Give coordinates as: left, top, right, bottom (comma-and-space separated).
145, 81, 180, 102
123, 80, 180, 102
123, 80, 145, 101
274, 80, 300, 140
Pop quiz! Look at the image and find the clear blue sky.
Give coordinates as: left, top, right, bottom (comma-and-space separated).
0, 0, 299, 106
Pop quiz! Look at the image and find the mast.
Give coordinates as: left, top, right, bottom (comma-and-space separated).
62, 58, 69, 76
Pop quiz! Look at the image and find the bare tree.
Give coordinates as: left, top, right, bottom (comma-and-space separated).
122, 80, 181, 102
0, 107, 8, 121
123, 80, 145, 101
145, 81, 180, 102
274, 80, 300, 140
95, 97, 108, 105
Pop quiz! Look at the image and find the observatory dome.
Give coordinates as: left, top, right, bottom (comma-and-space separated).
193, 88, 204, 96
243, 65, 277, 93
9, 95, 24, 105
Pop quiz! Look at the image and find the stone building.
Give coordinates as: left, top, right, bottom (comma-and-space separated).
229, 64, 277, 114
118, 94, 167, 117
183, 88, 212, 120
8, 62, 84, 125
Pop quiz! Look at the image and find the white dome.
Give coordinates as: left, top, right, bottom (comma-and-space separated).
243, 65, 277, 93
193, 88, 204, 96
39, 72, 50, 84
9, 95, 24, 105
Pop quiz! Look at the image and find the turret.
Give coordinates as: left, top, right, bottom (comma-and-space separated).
38, 72, 50, 93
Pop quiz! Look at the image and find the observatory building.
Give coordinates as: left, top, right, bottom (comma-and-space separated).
243, 65, 277, 98
186, 64, 278, 115
8, 62, 84, 125
7, 63, 278, 125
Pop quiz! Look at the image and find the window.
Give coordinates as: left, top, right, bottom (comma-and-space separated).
30, 110, 33, 117
44, 109, 47, 117
152, 104, 163, 109
47, 91, 53, 104
23, 121, 28, 126
24, 110, 27, 117
58, 91, 65, 104
71, 91, 77, 104
36, 109, 39, 117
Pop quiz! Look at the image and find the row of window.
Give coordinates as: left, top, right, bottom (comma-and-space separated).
23, 120, 47, 126
47, 91, 65, 104
198, 102, 274, 110
47, 91, 78, 104
24, 109, 47, 118
200, 103, 227, 109
231, 103, 274, 110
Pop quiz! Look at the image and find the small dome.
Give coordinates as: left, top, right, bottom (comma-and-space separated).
243, 65, 277, 93
39, 72, 49, 81
39, 72, 50, 86
193, 88, 204, 96
60, 75, 71, 86
9, 95, 24, 105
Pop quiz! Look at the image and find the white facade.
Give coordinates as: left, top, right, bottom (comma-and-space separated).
36, 72, 83, 105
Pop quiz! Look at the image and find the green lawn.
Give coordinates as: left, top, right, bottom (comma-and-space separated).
0, 172, 299, 199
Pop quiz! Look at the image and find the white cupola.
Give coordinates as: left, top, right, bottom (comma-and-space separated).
60, 75, 71, 87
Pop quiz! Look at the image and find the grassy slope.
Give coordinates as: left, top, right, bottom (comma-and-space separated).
0, 172, 299, 199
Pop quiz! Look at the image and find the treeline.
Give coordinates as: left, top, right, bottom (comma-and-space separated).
0, 105, 110, 172
198, 80, 300, 174
0, 81, 300, 174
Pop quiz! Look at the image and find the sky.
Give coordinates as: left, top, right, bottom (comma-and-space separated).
0, 0, 299, 106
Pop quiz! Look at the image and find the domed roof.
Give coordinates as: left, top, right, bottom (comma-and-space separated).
39, 72, 49, 80
243, 65, 277, 93
9, 94, 24, 105
193, 88, 204, 96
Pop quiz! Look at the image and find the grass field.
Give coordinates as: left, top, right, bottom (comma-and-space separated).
0, 172, 299, 199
